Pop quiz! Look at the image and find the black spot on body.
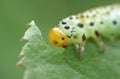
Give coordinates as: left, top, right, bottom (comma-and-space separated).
82, 34, 86, 41
64, 26, 70, 30
95, 30, 99, 37
69, 16, 73, 20
80, 15, 84, 18
77, 23, 84, 28
89, 22, 94, 26
61, 21, 67, 25
76, 16, 78, 19
112, 20, 117, 25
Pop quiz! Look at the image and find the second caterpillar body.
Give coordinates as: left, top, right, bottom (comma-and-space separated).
49, 4, 120, 57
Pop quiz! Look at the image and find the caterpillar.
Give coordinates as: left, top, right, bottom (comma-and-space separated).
49, 4, 120, 57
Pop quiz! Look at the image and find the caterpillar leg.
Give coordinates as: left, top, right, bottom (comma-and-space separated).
74, 42, 85, 57
95, 38, 105, 52
94, 30, 105, 53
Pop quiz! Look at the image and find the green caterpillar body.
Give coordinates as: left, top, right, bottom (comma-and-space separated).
77, 5, 120, 39
49, 4, 120, 56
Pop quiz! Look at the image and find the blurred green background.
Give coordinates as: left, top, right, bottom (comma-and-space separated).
0, 0, 120, 79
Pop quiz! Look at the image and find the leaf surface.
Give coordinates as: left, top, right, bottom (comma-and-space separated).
17, 21, 120, 79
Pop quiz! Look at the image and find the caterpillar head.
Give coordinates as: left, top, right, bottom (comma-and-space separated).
49, 15, 82, 48
49, 27, 68, 48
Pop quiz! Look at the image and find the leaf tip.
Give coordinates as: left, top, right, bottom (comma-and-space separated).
19, 52, 24, 57
16, 61, 23, 67
28, 20, 36, 26
20, 37, 27, 42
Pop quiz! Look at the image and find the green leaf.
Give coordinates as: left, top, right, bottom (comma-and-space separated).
17, 21, 120, 79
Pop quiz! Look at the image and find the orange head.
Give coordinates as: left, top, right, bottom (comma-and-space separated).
49, 27, 68, 48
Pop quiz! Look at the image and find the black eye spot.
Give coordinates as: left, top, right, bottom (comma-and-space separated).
112, 20, 117, 25
61, 37, 65, 40
77, 23, 84, 28
89, 21, 94, 26
53, 40, 58, 45
64, 26, 70, 30
61, 21, 67, 25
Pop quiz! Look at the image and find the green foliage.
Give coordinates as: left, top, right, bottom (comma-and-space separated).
17, 21, 120, 79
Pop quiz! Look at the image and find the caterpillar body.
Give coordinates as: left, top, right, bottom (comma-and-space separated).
49, 4, 120, 57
